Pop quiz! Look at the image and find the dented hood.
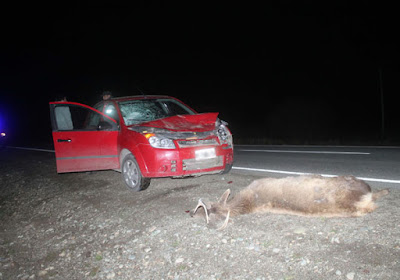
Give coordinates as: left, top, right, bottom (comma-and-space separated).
139, 113, 219, 132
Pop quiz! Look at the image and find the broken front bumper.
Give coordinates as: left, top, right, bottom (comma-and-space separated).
137, 142, 233, 178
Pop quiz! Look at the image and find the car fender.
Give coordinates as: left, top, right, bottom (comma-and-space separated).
119, 146, 149, 176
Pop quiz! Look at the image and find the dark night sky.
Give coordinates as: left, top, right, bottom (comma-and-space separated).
1, 2, 400, 145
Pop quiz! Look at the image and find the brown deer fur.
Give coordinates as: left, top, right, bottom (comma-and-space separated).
190, 175, 389, 229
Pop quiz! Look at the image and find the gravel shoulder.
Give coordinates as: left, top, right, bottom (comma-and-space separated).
1, 148, 399, 279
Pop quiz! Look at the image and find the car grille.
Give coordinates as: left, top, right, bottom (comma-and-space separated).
182, 156, 223, 171
177, 138, 218, 148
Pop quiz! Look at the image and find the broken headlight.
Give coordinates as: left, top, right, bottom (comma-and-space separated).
217, 120, 233, 146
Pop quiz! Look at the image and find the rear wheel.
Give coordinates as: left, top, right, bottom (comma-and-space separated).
122, 154, 150, 191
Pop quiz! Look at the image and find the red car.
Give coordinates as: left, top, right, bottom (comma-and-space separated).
49, 95, 233, 191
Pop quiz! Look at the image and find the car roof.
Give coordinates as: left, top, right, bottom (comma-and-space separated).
110, 95, 175, 102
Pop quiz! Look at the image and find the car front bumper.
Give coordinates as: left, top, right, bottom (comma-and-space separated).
137, 143, 234, 178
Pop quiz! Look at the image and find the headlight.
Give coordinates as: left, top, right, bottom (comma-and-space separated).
129, 127, 176, 149
148, 135, 176, 149
217, 123, 233, 146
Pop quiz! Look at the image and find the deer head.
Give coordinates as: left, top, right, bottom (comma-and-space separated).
190, 189, 232, 230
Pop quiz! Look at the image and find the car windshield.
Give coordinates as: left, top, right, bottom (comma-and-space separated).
119, 98, 195, 126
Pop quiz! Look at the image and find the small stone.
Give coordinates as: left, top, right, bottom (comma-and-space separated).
300, 258, 308, 266
106, 272, 116, 279
59, 251, 66, 257
144, 248, 151, 253
221, 239, 227, 244
346, 272, 355, 280
336, 270, 342, 276
148, 226, 157, 233
175, 257, 184, 264
293, 227, 307, 234
331, 237, 340, 244
272, 248, 280, 253
128, 255, 136, 260
38, 270, 47, 277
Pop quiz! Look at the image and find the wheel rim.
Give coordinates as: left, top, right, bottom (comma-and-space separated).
123, 159, 139, 189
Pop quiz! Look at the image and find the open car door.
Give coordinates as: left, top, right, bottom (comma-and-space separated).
49, 102, 119, 173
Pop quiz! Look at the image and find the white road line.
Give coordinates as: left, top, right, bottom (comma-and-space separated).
234, 144, 400, 149
6, 146, 55, 153
238, 149, 370, 155
6, 146, 399, 184
232, 166, 400, 184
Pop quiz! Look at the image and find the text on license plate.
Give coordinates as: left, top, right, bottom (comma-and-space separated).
195, 148, 216, 160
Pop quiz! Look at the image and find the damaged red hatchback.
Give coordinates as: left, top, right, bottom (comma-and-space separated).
49, 95, 233, 191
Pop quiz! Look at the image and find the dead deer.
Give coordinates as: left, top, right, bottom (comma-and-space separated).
191, 175, 389, 230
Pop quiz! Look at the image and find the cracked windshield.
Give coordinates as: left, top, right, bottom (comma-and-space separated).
119, 99, 195, 125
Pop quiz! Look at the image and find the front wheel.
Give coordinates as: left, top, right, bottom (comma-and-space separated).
122, 154, 150, 191
221, 163, 232, 174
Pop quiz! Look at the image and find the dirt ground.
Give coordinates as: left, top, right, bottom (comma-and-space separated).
1, 148, 399, 280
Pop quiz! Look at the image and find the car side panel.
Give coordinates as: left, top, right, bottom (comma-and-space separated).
53, 130, 119, 173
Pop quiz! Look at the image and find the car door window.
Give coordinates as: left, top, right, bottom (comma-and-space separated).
85, 109, 102, 129
54, 105, 73, 130
53, 104, 114, 131
104, 104, 119, 123
93, 102, 104, 112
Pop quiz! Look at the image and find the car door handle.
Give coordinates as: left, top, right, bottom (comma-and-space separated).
57, 139, 72, 142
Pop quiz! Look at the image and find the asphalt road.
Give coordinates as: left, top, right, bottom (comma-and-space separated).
5, 144, 400, 189
233, 145, 400, 188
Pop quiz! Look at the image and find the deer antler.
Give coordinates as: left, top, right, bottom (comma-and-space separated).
217, 210, 230, 231
192, 199, 210, 224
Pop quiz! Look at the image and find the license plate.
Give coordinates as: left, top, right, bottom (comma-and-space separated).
195, 148, 216, 160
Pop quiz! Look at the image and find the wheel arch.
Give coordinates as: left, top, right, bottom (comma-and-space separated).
119, 147, 148, 175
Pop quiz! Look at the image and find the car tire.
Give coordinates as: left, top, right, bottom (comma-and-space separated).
221, 163, 232, 174
122, 154, 150, 191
